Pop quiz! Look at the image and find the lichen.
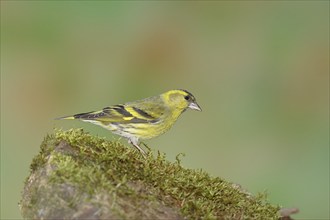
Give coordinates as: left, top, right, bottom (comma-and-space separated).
20, 128, 281, 219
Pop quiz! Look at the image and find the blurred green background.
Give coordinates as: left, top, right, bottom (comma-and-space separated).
1, 1, 329, 219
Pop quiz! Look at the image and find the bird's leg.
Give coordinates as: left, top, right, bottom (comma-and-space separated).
141, 142, 151, 152
133, 143, 147, 158
128, 139, 147, 157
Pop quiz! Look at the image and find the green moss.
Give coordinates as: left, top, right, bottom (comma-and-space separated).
22, 128, 281, 219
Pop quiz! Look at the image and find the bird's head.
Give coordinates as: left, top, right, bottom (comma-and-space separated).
162, 89, 202, 112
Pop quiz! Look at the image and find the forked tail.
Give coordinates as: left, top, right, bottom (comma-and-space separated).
55, 110, 102, 120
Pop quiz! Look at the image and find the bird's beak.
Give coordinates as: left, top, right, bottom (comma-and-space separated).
188, 102, 202, 111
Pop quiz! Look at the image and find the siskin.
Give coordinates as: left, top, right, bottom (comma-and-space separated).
56, 89, 201, 156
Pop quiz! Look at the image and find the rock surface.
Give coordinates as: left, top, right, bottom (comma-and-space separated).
20, 129, 284, 219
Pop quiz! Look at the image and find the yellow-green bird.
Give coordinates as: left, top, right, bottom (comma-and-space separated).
56, 89, 201, 156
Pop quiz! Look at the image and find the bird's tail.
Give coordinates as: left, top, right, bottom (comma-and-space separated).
55, 115, 75, 120
55, 110, 99, 120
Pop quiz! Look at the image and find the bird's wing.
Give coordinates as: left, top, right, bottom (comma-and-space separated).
72, 100, 167, 124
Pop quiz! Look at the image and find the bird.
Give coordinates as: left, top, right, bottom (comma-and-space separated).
56, 89, 201, 156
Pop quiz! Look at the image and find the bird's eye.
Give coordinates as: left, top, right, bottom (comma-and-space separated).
184, 95, 190, 101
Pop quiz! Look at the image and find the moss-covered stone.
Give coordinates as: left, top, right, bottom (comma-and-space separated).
20, 128, 282, 219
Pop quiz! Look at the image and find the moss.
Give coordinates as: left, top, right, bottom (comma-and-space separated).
21, 128, 281, 219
